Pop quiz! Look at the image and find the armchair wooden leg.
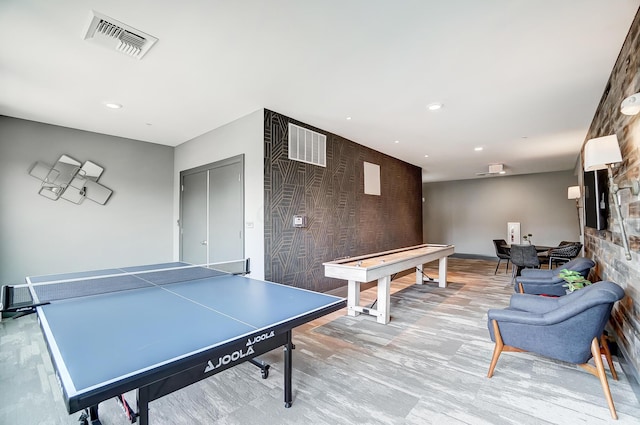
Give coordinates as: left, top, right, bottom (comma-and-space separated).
579, 338, 617, 420
518, 282, 524, 294
488, 320, 503, 378
600, 334, 618, 381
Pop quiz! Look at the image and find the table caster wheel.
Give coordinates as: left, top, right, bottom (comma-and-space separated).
261, 365, 270, 379
284, 402, 292, 408
78, 410, 89, 425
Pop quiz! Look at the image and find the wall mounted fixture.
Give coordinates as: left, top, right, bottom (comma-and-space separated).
620, 92, 640, 115
583, 134, 639, 260
567, 185, 582, 235
475, 163, 506, 177
29, 154, 113, 205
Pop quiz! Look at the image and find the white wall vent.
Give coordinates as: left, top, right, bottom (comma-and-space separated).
288, 123, 327, 167
83, 11, 158, 59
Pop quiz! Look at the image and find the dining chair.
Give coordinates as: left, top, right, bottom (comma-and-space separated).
548, 242, 583, 268
509, 244, 540, 281
492, 239, 511, 274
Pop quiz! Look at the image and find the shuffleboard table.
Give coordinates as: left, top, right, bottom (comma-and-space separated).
323, 244, 455, 324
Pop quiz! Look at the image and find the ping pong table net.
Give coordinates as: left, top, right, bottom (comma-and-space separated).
1, 259, 250, 318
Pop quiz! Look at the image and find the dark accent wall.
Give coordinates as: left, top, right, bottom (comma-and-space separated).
264, 110, 422, 292
582, 8, 640, 394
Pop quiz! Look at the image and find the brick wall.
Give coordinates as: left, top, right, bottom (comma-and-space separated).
583, 8, 640, 385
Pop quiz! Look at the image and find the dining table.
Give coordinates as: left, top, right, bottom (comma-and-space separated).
501, 244, 553, 253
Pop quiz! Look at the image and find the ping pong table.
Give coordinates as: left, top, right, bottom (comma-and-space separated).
2, 261, 346, 424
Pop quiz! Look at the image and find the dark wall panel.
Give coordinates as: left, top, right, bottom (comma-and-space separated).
264, 110, 422, 292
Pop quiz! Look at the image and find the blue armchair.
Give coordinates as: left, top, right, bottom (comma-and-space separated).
487, 281, 625, 419
515, 256, 595, 296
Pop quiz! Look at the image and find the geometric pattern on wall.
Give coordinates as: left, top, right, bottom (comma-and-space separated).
264, 109, 422, 292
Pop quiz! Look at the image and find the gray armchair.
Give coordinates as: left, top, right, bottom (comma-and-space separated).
487, 281, 625, 419
515, 256, 595, 296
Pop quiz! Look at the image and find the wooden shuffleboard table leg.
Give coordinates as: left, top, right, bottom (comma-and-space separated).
438, 256, 448, 288
415, 264, 424, 285
347, 280, 360, 317
377, 275, 391, 324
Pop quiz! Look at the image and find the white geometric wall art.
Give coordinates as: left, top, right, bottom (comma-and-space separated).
29, 155, 113, 205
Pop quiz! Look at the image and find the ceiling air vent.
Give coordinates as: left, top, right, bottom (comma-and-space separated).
83, 11, 157, 59
288, 123, 327, 167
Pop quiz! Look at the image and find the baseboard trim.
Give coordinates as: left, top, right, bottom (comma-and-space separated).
451, 253, 497, 261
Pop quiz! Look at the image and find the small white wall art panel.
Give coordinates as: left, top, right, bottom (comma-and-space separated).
364, 162, 381, 195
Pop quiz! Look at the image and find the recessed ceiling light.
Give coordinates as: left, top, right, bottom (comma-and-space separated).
499, 171, 506, 175
103, 102, 122, 109
424, 154, 429, 158
394, 140, 400, 144
474, 147, 483, 151
427, 102, 443, 111
346, 116, 352, 120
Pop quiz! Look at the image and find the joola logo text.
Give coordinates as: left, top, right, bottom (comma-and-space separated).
204, 346, 255, 373
204, 331, 276, 374
246, 330, 275, 346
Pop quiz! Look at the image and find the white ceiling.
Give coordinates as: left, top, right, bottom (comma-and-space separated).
1, 1, 638, 182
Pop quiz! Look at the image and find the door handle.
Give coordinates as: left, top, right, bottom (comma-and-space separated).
201, 240, 208, 245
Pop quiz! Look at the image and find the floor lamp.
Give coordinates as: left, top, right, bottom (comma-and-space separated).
567, 186, 581, 235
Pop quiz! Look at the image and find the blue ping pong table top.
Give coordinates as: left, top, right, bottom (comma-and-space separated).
29, 262, 345, 408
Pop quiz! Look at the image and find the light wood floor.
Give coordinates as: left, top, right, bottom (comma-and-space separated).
1, 258, 639, 424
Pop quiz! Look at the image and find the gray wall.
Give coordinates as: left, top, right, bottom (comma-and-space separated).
422, 170, 580, 257
174, 109, 265, 278
0, 116, 174, 283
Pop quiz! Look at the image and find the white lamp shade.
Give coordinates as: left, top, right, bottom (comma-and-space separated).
567, 185, 581, 199
621, 92, 640, 115
583, 134, 622, 171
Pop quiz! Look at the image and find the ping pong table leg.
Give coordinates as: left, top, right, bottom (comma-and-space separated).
137, 386, 150, 425
90, 406, 100, 424
283, 330, 293, 408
